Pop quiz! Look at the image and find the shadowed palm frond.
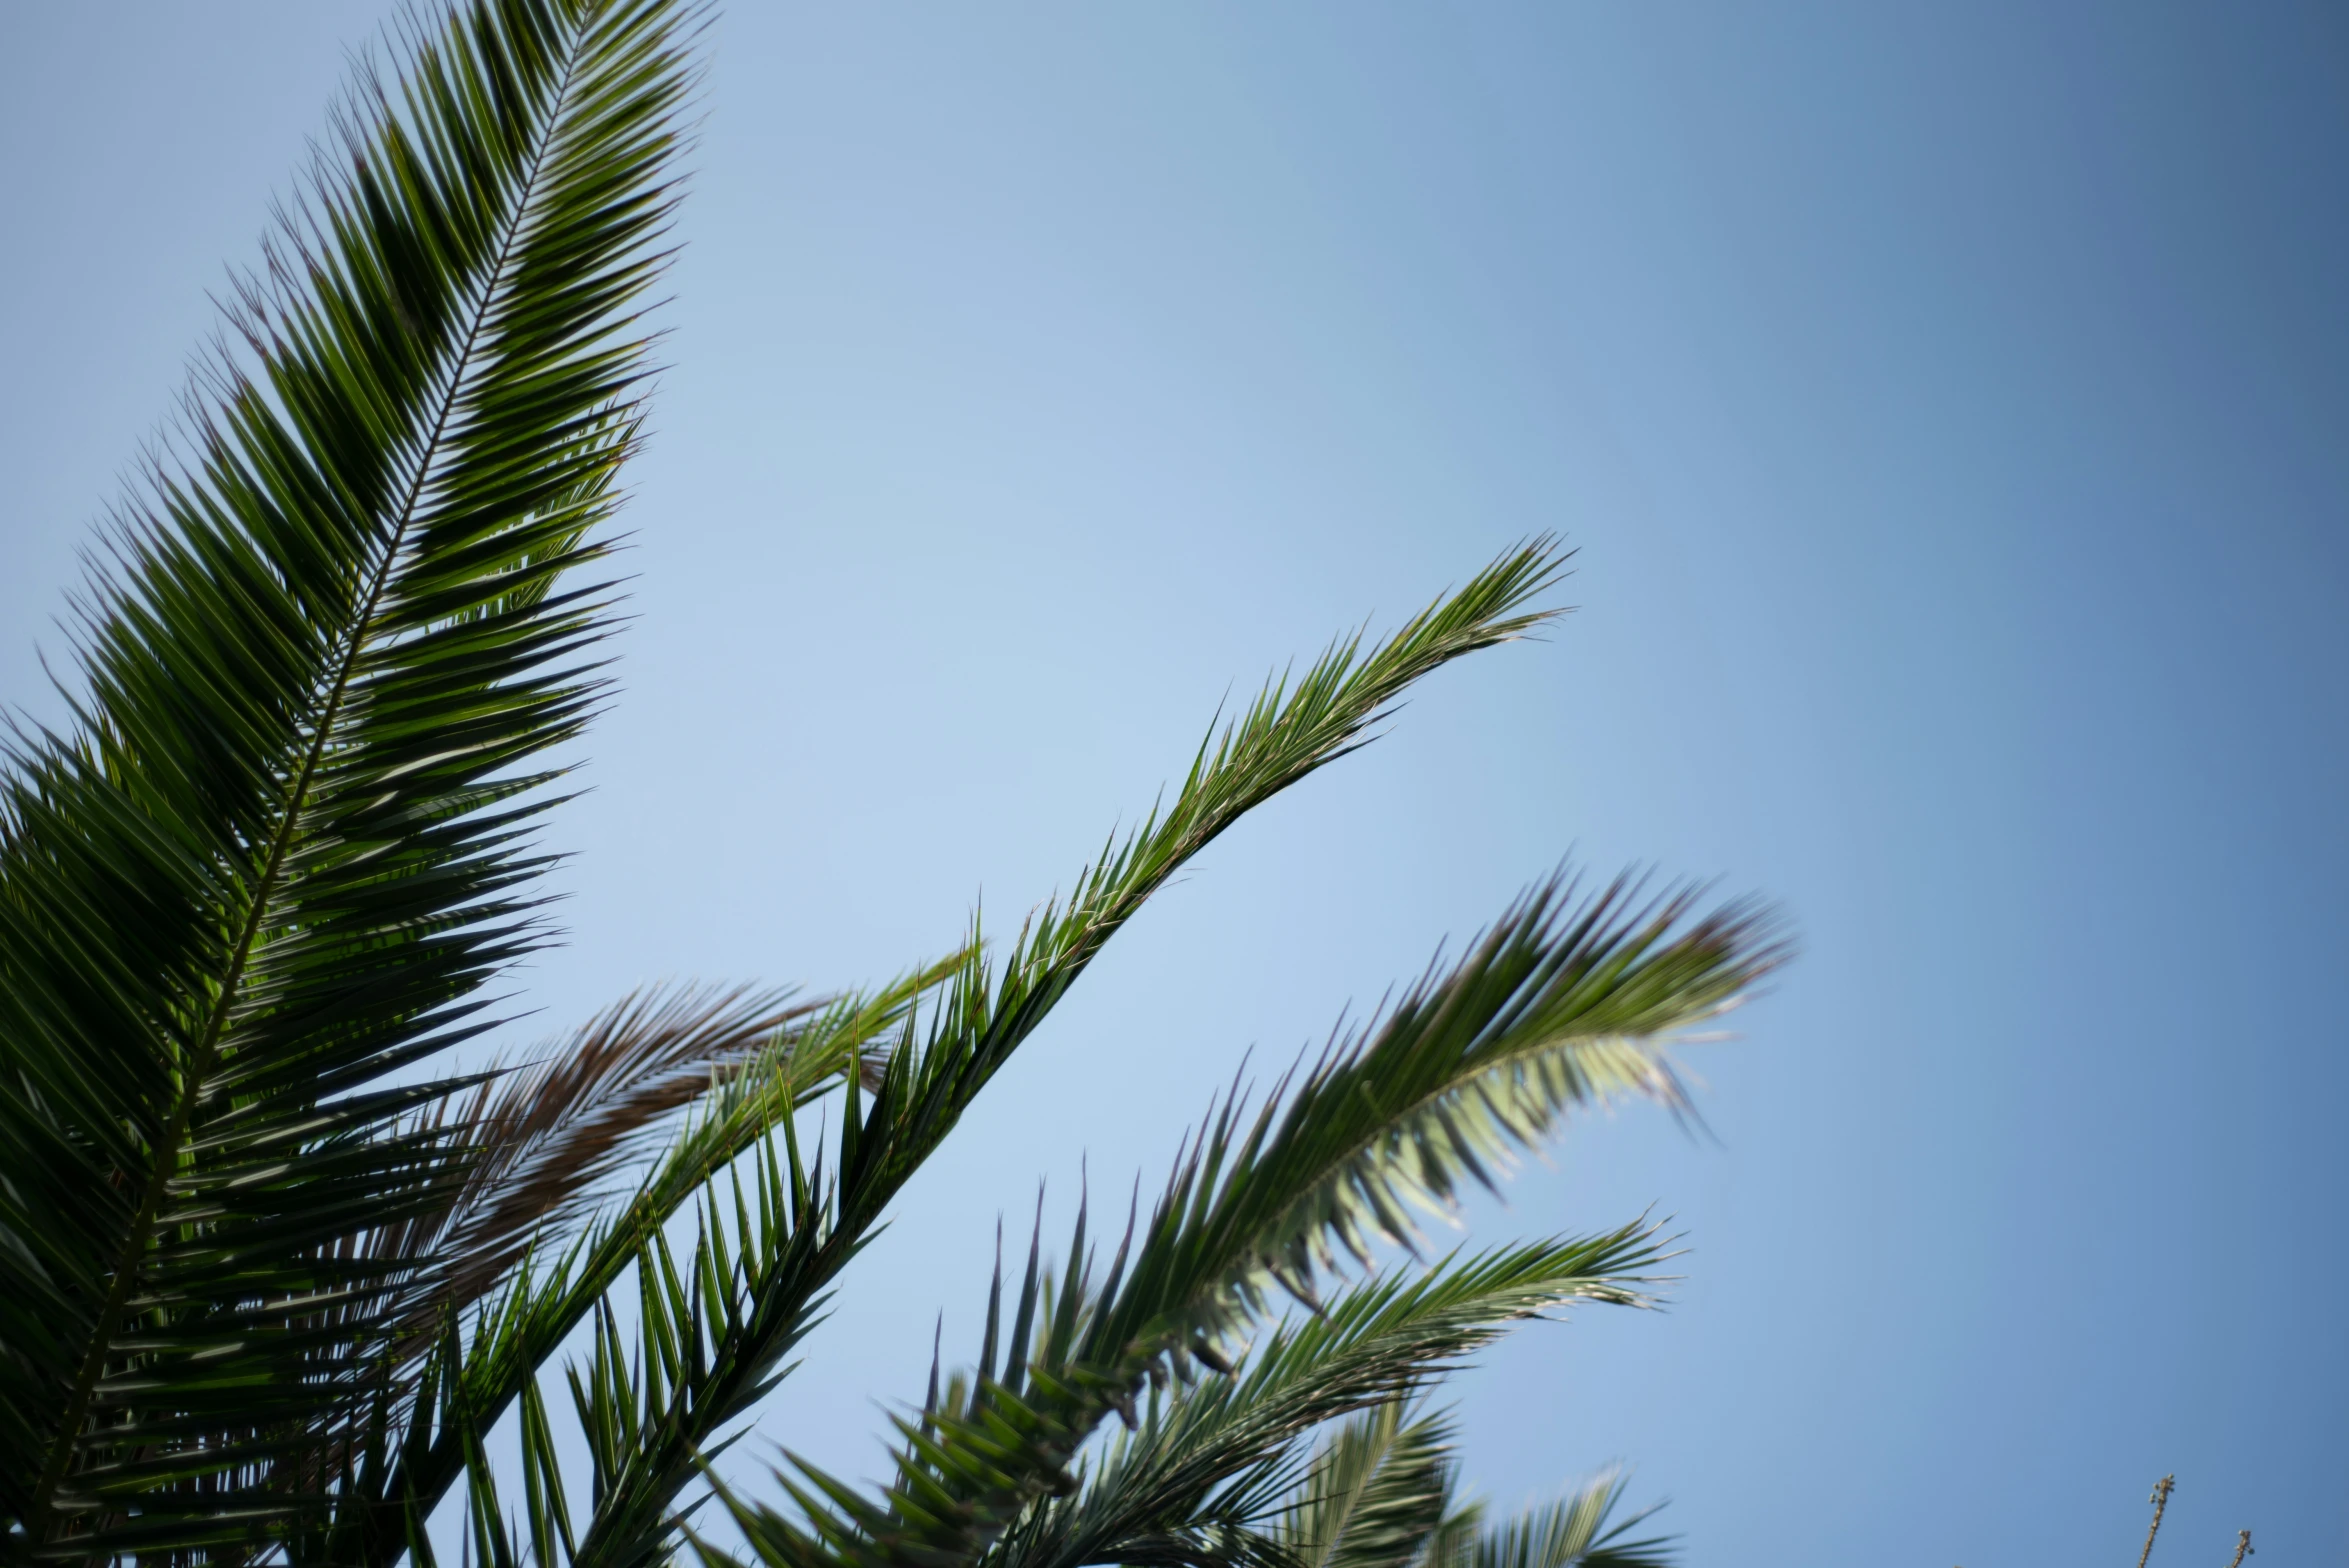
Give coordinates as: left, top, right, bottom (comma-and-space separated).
0, 0, 700, 1551
314, 960, 956, 1568
397, 982, 826, 1324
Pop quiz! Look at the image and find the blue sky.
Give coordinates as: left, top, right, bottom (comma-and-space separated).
3, 3, 2344, 1562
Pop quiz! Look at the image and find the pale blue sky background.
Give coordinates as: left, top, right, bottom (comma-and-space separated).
3, 3, 2345, 1562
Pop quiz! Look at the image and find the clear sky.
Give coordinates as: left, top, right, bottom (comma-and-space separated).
3, 3, 2344, 1562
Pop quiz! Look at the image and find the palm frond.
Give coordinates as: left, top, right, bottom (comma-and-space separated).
709, 871, 1778, 1568
1200, 1411, 1673, 1568
404, 982, 828, 1324
316, 964, 952, 1568
1273, 1403, 1453, 1568
0, 0, 700, 1548
983, 1237, 1664, 1568
1441, 1473, 1673, 1568
1419, 1496, 1483, 1568
298, 983, 825, 1558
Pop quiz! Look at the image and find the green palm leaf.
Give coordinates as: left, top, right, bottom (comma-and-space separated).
0, 0, 698, 1550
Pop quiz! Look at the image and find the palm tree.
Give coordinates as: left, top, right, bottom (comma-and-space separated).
0, 0, 1783, 1564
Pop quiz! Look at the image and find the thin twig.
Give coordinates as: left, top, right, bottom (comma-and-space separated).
2137, 1475, 2176, 1568
2224, 1529, 2252, 1568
